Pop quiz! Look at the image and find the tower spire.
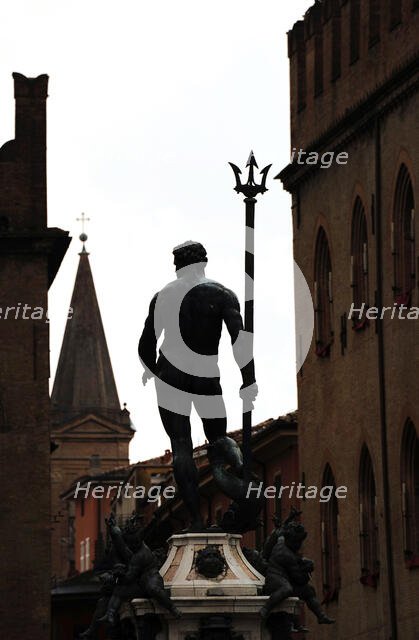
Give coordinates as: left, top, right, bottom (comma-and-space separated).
51, 242, 121, 420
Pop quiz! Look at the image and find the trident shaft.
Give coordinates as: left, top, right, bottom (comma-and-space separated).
229, 151, 271, 482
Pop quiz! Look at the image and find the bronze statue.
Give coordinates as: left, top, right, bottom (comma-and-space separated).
139, 241, 258, 531
260, 512, 335, 626
79, 513, 180, 638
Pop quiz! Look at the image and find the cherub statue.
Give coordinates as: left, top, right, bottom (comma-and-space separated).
260, 511, 335, 626
98, 513, 181, 625
262, 506, 302, 562
79, 513, 180, 638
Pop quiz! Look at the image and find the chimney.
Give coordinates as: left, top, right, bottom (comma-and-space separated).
13, 72, 49, 229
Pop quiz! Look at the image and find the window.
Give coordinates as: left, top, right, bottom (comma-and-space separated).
314, 32, 323, 96
314, 227, 333, 357
321, 465, 340, 600
359, 446, 379, 584
297, 41, 306, 111
392, 165, 415, 305
351, 197, 369, 329
350, 0, 361, 63
401, 420, 419, 564
68, 514, 76, 574
85, 537, 90, 571
390, 0, 402, 28
369, 0, 381, 45
331, 5, 341, 81
80, 540, 85, 572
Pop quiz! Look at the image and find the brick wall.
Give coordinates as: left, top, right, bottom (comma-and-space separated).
280, 2, 419, 637
0, 74, 69, 640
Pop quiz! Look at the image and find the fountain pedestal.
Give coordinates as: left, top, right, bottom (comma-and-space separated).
124, 532, 301, 640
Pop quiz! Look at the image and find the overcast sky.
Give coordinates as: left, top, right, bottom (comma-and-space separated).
0, 0, 313, 461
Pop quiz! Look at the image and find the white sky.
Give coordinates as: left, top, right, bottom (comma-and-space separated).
0, 0, 313, 461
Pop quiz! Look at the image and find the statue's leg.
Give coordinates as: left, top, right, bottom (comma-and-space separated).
296, 585, 335, 624
97, 592, 122, 627
196, 384, 243, 473
97, 584, 139, 627
146, 573, 182, 618
260, 580, 293, 618
78, 596, 110, 638
158, 407, 203, 529
202, 417, 227, 443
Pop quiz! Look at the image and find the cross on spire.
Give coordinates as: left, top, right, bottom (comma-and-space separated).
76, 212, 90, 235
76, 212, 90, 252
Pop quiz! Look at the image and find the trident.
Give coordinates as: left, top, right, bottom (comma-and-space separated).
229, 151, 271, 482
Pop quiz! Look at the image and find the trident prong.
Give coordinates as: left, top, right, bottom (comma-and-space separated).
229, 162, 243, 193
229, 151, 271, 199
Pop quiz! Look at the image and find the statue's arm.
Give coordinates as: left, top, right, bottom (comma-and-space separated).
223, 289, 256, 387
109, 523, 133, 564
262, 529, 280, 560
138, 293, 158, 374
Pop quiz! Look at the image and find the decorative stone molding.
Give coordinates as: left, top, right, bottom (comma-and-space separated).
160, 533, 265, 598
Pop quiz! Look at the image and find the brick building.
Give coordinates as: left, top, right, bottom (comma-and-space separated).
50, 238, 134, 582
279, 1, 418, 638
0, 74, 70, 640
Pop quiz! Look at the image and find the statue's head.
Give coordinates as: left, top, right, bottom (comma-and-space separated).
283, 521, 307, 551
122, 513, 144, 551
172, 241, 207, 271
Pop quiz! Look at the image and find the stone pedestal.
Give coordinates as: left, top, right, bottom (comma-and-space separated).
124, 533, 301, 640
160, 532, 265, 597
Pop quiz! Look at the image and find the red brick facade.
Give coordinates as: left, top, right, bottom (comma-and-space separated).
279, 2, 419, 638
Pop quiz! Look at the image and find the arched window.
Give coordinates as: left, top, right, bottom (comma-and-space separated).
314, 28, 323, 96
296, 25, 306, 112
321, 464, 340, 601
314, 227, 333, 357
401, 420, 419, 565
359, 446, 379, 585
351, 197, 369, 330
392, 164, 415, 305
